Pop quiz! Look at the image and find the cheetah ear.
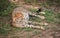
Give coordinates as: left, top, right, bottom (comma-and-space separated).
36, 8, 42, 12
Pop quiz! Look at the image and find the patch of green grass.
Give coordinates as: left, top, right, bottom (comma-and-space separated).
25, 0, 32, 4
39, 3, 50, 8
39, 3, 45, 7
23, 27, 33, 32
56, 13, 60, 19
32, 30, 42, 35
0, 28, 9, 36
46, 0, 60, 6
0, 0, 10, 12
2, 23, 11, 30
0, 3, 16, 16
54, 13, 60, 24
44, 9, 55, 23
43, 10, 60, 24
25, 0, 37, 5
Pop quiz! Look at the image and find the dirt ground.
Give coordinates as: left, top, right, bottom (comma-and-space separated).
0, 0, 60, 38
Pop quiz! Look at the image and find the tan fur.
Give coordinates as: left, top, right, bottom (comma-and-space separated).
14, 13, 23, 19
12, 12, 24, 22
